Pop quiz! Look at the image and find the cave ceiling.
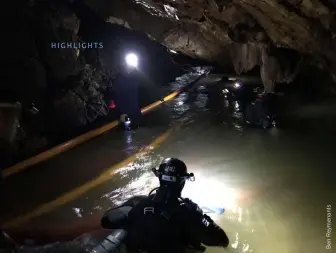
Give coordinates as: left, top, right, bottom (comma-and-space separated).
84, 0, 336, 90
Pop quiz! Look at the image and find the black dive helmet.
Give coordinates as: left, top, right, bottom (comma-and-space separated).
152, 158, 195, 196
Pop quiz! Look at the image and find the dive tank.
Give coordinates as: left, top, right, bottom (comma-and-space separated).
88, 229, 127, 253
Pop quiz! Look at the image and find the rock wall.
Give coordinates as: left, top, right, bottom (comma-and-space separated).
83, 0, 336, 91
1, 0, 113, 160
0, 104, 21, 144
53, 64, 113, 130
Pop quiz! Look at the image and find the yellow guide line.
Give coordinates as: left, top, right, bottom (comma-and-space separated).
3, 91, 180, 178
2, 128, 174, 228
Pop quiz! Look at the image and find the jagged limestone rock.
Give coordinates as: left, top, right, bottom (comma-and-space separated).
84, 0, 336, 90
53, 64, 111, 128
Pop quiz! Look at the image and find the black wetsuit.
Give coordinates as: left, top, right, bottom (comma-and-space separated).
114, 72, 142, 125
105, 190, 229, 253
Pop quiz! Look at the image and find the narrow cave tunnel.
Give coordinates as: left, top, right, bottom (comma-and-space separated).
0, 1, 335, 253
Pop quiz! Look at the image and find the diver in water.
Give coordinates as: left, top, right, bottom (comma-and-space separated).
114, 53, 142, 131
102, 158, 230, 253
0, 159, 229, 253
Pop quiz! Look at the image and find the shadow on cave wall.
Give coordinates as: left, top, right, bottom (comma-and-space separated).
276, 64, 336, 102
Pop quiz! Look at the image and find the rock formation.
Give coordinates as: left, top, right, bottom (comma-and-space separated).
2, 0, 336, 164
1, 0, 113, 161
83, 0, 336, 91
53, 63, 112, 129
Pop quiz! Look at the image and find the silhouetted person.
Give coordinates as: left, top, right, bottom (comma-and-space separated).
114, 54, 142, 128
102, 158, 230, 253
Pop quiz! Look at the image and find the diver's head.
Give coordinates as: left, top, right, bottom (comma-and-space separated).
152, 158, 194, 197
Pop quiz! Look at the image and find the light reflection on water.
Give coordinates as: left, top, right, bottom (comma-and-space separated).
77, 85, 262, 252
101, 162, 159, 206
69, 81, 333, 253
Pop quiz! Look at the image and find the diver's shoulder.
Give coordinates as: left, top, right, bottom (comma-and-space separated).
181, 198, 203, 214
123, 195, 149, 207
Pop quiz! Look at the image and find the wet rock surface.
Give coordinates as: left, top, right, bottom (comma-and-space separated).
2, 0, 205, 163
1, 1, 117, 163
83, 0, 336, 91
52, 64, 112, 130
2, 0, 336, 164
